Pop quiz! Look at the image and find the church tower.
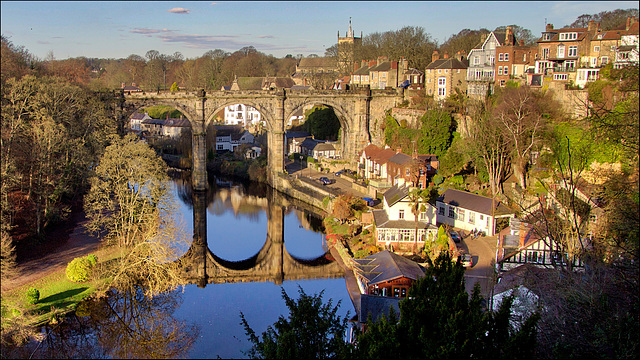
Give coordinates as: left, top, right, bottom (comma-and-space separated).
337, 17, 362, 74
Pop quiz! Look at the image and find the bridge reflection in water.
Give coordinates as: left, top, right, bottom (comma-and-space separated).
177, 183, 344, 287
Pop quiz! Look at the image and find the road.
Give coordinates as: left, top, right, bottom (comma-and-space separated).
456, 231, 499, 298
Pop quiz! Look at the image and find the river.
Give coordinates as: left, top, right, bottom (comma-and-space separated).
21, 176, 352, 359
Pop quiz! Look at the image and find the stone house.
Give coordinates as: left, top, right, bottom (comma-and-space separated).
402, 67, 424, 90
425, 51, 468, 100
435, 188, 514, 236
351, 60, 376, 86
162, 118, 190, 139
299, 138, 339, 159
372, 185, 438, 252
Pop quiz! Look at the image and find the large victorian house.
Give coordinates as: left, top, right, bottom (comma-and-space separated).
466, 30, 517, 99
436, 189, 514, 236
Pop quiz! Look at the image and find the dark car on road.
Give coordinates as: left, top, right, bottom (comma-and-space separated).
319, 177, 333, 185
335, 170, 344, 176
449, 230, 462, 243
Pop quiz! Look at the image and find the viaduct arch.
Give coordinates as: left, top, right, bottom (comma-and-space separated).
122, 88, 402, 191
178, 186, 344, 287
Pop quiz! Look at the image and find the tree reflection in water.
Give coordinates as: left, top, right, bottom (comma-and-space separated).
23, 286, 199, 359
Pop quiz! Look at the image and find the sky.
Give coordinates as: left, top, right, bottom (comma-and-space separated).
1, 1, 638, 60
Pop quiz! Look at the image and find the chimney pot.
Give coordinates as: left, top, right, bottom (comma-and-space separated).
546, 23, 554, 32
432, 50, 440, 62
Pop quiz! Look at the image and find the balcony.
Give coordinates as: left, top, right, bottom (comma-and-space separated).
466, 75, 494, 82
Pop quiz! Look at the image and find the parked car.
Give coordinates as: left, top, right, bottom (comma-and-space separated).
319, 177, 332, 185
461, 253, 473, 267
335, 170, 343, 176
449, 230, 461, 243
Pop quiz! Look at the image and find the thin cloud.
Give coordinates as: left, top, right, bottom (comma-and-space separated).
130, 28, 176, 35
168, 7, 190, 14
37, 40, 50, 44
258, 35, 275, 39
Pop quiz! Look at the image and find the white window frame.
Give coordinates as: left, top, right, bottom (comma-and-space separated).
504, 53, 509, 61
557, 45, 565, 58
594, 45, 600, 52
499, 53, 504, 61
568, 46, 578, 57
498, 66, 503, 75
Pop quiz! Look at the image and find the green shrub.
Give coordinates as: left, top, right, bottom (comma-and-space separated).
433, 174, 444, 186
66, 256, 94, 283
26, 287, 40, 305
86, 254, 98, 266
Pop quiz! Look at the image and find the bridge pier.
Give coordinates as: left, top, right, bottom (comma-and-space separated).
266, 194, 285, 285
267, 92, 286, 187
192, 90, 208, 191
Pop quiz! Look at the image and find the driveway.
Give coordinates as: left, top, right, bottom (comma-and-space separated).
457, 231, 498, 298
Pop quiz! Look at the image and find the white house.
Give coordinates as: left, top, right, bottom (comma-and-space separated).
614, 21, 639, 69
358, 144, 396, 183
224, 104, 262, 127
466, 31, 514, 99
300, 138, 340, 159
214, 125, 255, 152
130, 112, 151, 131
162, 118, 190, 139
436, 188, 514, 236
372, 184, 438, 252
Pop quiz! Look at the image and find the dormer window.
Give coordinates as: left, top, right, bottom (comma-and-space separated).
543, 33, 552, 41
560, 32, 578, 41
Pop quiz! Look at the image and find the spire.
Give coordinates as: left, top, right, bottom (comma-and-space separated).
348, 17, 353, 37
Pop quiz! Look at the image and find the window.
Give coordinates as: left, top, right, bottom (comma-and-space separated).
468, 212, 475, 224
405, 168, 410, 176
457, 208, 465, 222
438, 69, 441, 73
498, 66, 503, 75
479, 214, 484, 221
601, 56, 608, 65
420, 212, 427, 220
594, 45, 600, 52
543, 33, 551, 41
438, 77, 446, 86
504, 53, 509, 61
568, 46, 578, 57
504, 66, 508, 75
444, 69, 448, 73
499, 53, 504, 61
399, 209, 404, 219
565, 60, 576, 71
523, 53, 527, 62
590, 57, 597, 67
500, 79, 506, 86
474, 56, 480, 65
438, 88, 446, 96
217, 144, 223, 150
554, 74, 569, 80
439, 206, 445, 215
560, 32, 577, 41
427, 78, 432, 83
542, 48, 550, 59
557, 45, 565, 58
448, 207, 455, 218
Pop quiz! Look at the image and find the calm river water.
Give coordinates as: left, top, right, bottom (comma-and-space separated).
21, 177, 352, 359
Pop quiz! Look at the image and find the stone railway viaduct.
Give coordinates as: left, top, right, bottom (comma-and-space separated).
123, 87, 404, 191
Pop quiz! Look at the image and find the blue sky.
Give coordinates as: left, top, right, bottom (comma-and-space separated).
1, 1, 637, 60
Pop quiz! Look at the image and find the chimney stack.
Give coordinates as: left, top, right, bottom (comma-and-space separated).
546, 23, 554, 32
443, 52, 449, 59
519, 39, 524, 46
588, 20, 596, 32
506, 26, 513, 45
432, 50, 440, 62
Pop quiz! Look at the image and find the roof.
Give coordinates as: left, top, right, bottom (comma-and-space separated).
290, 85, 313, 91
360, 144, 396, 164
359, 295, 401, 323
383, 184, 410, 207
163, 118, 190, 127
354, 66, 371, 75
297, 57, 337, 69
417, 154, 438, 163
234, 77, 264, 90
592, 30, 623, 41
263, 77, 295, 89
213, 125, 244, 137
353, 250, 425, 286
437, 188, 514, 216
285, 131, 310, 139
426, 58, 468, 70
388, 152, 413, 166
131, 112, 149, 120
369, 62, 392, 72
372, 209, 437, 231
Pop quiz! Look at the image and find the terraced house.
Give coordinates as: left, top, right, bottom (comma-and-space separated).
466, 29, 517, 99
425, 50, 468, 100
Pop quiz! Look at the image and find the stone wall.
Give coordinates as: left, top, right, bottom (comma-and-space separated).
391, 108, 425, 128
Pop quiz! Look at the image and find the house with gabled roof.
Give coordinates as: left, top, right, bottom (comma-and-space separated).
358, 144, 397, 184
436, 188, 514, 236
372, 184, 438, 252
213, 125, 255, 152
426, 51, 468, 100
130, 111, 151, 131
387, 151, 438, 190
466, 29, 517, 99
353, 250, 426, 298
300, 138, 339, 159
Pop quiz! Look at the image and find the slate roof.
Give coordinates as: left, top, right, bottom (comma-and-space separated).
372, 209, 437, 231
263, 77, 295, 89
141, 118, 165, 126
388, 152, 413, 166
131, 112, 149, 120
437, 188, 514, 216
426, 58, 468, 70
370, 62, 393, 72
383, 184, 410, 208
285, 131, 311, 139
163, 118, 190, 127
353, 250, 425, 286
214, 125, 244, 137
354, 66, 371, 75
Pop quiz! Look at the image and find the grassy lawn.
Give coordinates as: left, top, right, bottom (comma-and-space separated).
1, 246, 120, 326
